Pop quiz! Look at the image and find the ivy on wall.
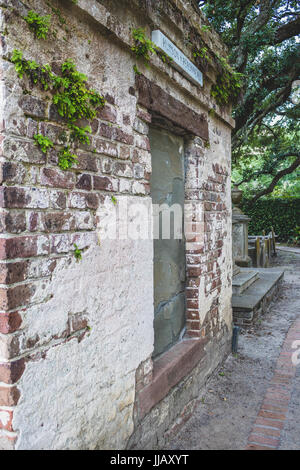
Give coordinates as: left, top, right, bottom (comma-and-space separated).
11, 50, 105, 170
9, 9, 106, 261
131, 27, 173, 74
24, 10, 52, 39
211, 55, 243, 107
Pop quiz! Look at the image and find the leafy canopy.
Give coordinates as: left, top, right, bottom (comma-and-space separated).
199, 0, 300, 203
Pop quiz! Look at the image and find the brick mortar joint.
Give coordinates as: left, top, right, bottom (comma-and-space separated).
0, 325, 89, 363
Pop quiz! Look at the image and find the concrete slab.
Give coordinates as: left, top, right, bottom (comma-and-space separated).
277, 245, 300, 255
232, 268, 284, 326
232, 269, 284, 312
232, 269, 259, 294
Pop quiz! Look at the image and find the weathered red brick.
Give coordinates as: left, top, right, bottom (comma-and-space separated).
186, 299, 199, 309
99, 122, 114, 139
103, 93, 115, 104
41, 212, 75, 233
93, 175, 115, 191
0, 235, 49, 260
265, 391, 291, 401
18, 95, 46, 118
113, 161, 133, 178
261, 403, 288, 413
28, 212, 39, 232
27, 118, 38, 139
187, 267, 202, 277
70, 313, 88, 332
50, 234, 71, 254
255, 417, 284, 430
0, 385, 20, 406
135, 134, 150, 151
90, 117, 100, 134
0, 284, 34, 311
0, 211, 26, 233
186, 246, 204, 255
137, 107, 152, 123
40, 122, 65, 144
93, 138, 118, 157
248, 433, 279, 448
0, 358, 25, 384
101, 158, 113, 174
258, 410, 286, 421
185, 289, 198, 299
0, 187, 49, 210
0, 162, 26, 184
97, 105, 117, 123
41, 168, 75, 189
76, 174, 92, 191
75, 153, 98, 172
69, 192, 99, 210
0, 187, 27, 209
186, 320, 201, 331
50, 191, 67, 210
186, 310, 199, 320
0, 261, 29, 284
114, 128, 134, 145
138, 339, 206, 420
123, 114, 131, 126
186, 255, 202, 265
0, 311, 23, 334
4, 139, 45, 165
252, 426, 281, 438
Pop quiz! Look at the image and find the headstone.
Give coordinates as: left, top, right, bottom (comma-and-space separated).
232, 185, 251, 268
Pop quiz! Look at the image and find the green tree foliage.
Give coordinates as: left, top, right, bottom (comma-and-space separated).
232, 122, 300, 203
199, 0, 300, 202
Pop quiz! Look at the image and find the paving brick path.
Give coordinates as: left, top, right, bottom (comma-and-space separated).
165, 251, 300, 450
246, 318, 300, 449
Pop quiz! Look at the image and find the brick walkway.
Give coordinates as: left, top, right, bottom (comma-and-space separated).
246, 318, 300, 450
165, 250, 300, 450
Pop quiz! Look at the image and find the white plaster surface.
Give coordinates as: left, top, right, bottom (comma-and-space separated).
13, 203, 154, 449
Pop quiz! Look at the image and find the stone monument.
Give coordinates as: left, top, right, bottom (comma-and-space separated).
232, 184, 259, 295
232, 184, 252, 268
231, 185, 284, 327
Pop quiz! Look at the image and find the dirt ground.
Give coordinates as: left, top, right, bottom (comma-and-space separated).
164, 250, 300, 450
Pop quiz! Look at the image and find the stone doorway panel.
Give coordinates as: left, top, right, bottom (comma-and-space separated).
149, 127, 186, 358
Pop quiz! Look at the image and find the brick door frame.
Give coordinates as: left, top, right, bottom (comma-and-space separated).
135, 74, 209, 341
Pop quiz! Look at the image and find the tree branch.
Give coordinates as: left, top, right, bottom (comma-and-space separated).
248, 153, 300, 205
230, 1, 276, 71
274, 15, 300, 43
233, 69, 297, 149
236, 168, 276, 186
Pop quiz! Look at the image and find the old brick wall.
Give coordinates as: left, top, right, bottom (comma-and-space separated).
0, 0, 233, 449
